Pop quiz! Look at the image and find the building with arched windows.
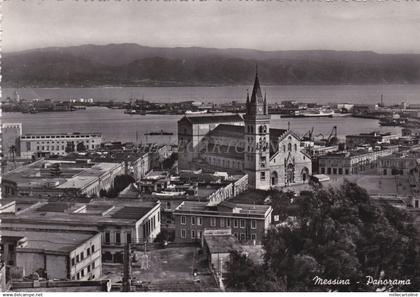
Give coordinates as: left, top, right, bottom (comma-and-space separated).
178, 71, 312, 190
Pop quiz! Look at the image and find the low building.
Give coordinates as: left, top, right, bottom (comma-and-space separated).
377, 151, 420, 176
346, 131, 398, 149
173, 201, 272, 243
19, 132, 103, 159
0, 200, 161, 264
0, 229, 102, 281
2, 158, 125, 198
202, 230, 241, 276
318, 145, 399, 175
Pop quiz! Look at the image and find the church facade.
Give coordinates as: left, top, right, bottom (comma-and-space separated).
178, 72, 312, 190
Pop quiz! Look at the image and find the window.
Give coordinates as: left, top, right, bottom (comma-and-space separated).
105, 232, 110, 244
197, 217, 202, 226
81, 269, 85, 277
76, 255, 80, 263
261, 156, 266, 168
127, 233, 131, 244
87, 248, 91, 256
251, 233, 257, 241
92, 261, 95, 269
240, 219, 245, 228
415, 200, 419, 208
81, 252, 84, 260
77, 273, 80, 280
234, 219, 239, 228
333, 168, 337, 175
71, 258, 75, 266
288, 143, 292, 151
91, 245, 95, 253
338, 168, 343, 175
220, 218, 225, 228
260, 171, 266, 181
321, 168, 325, 174
181, 216, 186, 225
210, 217, 217, 227
226, 219, 231, 227
327, 168, 331, 174
240, 233, 245, 241
191, 217, 196, 225
191, 230, 196, 239
198, 231, 203, 239
283, 145, 286, 153
116, 232, 121, 245
345, 169, 349, 175
181, 229, 186, 239
87, 265, 91, 273
251, 220, 256, 229
234, 233, 238, 239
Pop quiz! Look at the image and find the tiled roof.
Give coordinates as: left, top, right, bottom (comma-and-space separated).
209, 124, 244, 138
204, 235, 242, 254
179, 114, 243, 125
269, 128, 288, 139
111, 206, 152, 220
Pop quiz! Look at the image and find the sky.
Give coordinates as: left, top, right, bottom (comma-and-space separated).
2, 0, 420, 53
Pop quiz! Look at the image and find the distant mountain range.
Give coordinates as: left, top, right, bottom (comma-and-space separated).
3, 43, 420, 87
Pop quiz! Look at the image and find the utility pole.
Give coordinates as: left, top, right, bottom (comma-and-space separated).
122, 243, 132, 292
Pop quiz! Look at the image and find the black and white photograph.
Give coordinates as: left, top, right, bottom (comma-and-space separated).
1, 0, 420, 294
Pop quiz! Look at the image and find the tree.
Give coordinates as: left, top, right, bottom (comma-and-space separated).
50, 163, 62, 177
65, 142, 75, 153
101, 175, 136, 198
8, 145, 17, 161
225, 182, 420, 292
76, 142, 87, 152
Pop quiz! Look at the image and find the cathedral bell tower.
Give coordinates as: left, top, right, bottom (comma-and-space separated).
244, 68, 270, 190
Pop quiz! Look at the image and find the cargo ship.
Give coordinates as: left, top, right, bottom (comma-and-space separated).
294, 108, 334, 118
145, 130, 174, 136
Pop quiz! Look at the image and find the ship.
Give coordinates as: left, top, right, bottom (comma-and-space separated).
379, 118, 406, 127
145, 129, 174, 136
295, 108, 334, 118
124, 109, 146, 115
185, 110, 208, 115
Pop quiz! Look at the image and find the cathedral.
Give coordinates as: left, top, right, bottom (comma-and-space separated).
178, 71, 312, 190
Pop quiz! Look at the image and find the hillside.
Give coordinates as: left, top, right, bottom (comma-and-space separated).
3, 44, 420, 87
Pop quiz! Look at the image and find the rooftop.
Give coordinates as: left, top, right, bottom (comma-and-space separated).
209, 124, 244, 139
179, 114, 243, 125
4, 159, 122, 191
20, 132, 102, 138
0, 229, 97, 253
204, 235, 241, 254
111, 206, 154, 220
175, 200, 271, 217
0, 200, 160, 227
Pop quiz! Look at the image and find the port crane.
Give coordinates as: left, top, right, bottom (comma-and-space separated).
302, 127, 314, 141
304, 126, 338, 146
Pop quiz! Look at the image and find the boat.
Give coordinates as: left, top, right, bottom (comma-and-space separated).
296, 108, 334, 118
124, 109, 146, 115
185, 110, 208, 115
379, 118, 406, 127
145, 130, 174, 136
